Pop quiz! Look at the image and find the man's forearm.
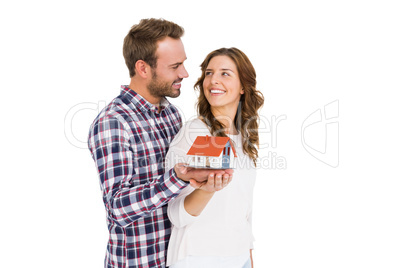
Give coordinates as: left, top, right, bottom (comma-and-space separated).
105, 168, 187, 226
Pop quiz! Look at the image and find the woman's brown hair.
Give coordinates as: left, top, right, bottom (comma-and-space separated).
194, 47, 264, 166
123, 18, 184, 77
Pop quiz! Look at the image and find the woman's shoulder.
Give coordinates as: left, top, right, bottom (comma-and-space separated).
170, 117, 210, 149
183, 117, 208, 128
179, 117, 210, 134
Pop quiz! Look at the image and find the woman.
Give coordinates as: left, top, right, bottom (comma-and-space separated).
165, 47, 264, 268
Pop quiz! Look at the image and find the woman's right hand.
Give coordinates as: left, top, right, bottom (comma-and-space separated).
174, 163, 234, 184
190, 172, 232, 193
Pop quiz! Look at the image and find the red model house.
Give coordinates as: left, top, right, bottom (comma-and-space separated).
187, 135, 237, 169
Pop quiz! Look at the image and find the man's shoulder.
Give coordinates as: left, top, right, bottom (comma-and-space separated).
101, 94, 143, 118
89, 96, 141, 133
163, 101, 181, 117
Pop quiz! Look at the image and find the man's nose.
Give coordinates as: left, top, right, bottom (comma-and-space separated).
179, 65, 189, 78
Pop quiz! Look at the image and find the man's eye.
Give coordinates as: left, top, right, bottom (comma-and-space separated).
172, 65, 179, 69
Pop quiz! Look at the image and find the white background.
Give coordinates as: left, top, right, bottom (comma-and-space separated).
1, 0, 401, 267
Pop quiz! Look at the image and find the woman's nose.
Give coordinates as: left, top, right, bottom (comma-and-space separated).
210, 74, 219, 85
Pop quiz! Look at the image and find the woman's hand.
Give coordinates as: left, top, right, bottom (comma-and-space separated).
174, 163, 234, 184
190, 172, 232, 192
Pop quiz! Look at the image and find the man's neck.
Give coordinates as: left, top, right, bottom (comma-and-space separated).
129, 80, 161, 107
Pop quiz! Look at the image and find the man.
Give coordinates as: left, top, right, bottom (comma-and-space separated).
88, 18, 231, 268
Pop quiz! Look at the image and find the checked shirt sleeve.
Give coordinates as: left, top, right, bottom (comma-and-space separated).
88, 115, 187, 227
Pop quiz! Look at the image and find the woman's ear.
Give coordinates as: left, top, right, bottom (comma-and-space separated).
240, 88, 245, 94
135, 60, 151, 79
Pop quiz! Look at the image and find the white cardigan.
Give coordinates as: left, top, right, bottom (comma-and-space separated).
165, 119, 256, 267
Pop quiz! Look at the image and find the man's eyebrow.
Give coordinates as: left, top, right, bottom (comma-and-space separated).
169, 58, 187, 67
169, 62, 183, 67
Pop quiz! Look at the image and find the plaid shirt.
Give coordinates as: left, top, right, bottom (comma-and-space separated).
88, 85, 188, 268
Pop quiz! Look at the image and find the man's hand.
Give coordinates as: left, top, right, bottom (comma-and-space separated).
174, 163, 234, 183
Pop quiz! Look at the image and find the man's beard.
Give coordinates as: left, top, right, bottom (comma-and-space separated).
147, 70, 181, 99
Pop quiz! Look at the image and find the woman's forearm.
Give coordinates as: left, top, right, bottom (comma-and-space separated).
250, 249, 254, 267
183, 172, 231, 216
184, 189, 214, 216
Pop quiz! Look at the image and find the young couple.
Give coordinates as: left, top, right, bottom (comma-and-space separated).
88, 18, 264, 268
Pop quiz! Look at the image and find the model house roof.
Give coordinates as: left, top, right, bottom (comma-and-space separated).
187, 135, 238, 157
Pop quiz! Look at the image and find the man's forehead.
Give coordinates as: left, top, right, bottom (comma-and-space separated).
156, 37, 186, 63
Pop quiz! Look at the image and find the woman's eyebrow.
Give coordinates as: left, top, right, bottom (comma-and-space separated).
205, 68, 234, 72
220, 68, 234, 73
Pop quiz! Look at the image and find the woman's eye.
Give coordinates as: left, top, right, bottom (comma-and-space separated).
205, 71, 212, 76
222, 72, 229, 76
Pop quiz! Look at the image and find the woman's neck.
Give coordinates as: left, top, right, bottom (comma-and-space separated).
211, 107, 238, 135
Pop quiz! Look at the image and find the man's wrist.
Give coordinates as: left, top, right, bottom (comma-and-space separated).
173, 165, 189, 183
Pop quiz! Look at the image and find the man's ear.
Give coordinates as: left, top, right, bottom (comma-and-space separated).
135, 60, 151, 79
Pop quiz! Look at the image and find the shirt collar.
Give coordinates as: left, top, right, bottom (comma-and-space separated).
120, 85, 170, 114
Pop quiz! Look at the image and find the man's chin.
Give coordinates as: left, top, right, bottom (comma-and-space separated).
167, 89, 181, 98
